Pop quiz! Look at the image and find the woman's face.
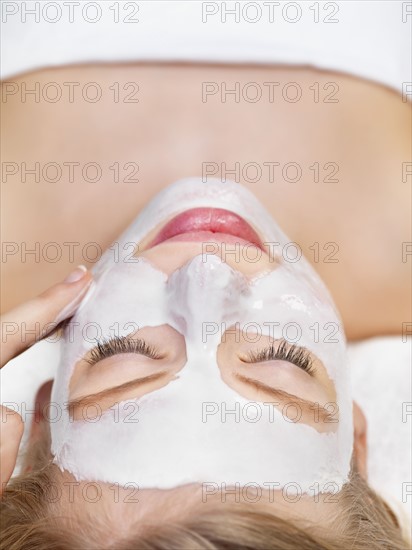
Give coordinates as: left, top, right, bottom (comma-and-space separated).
51, 178, 353, 495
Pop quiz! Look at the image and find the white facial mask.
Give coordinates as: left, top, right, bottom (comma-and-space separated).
51, 178, 353, 492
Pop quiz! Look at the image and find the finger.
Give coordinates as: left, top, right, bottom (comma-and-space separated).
0, 265, 93, 368
0, 405, 24, 495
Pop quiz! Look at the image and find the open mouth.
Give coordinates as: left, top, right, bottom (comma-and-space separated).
148, 208, 264, 250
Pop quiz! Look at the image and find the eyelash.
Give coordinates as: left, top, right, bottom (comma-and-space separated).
243, 340, 315, 375
85, 336, 162, 366
85, 337, 314, 375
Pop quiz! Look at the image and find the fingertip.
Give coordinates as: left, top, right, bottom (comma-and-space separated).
63, 265, 89, 284
0, 406, 24, 433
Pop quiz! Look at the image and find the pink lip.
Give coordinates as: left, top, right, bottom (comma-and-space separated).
148, 208, 264, 250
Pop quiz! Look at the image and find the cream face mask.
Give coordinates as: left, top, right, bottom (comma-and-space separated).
51, 178, 353, 493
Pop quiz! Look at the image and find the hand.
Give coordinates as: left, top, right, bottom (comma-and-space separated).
0, 265, 93, 494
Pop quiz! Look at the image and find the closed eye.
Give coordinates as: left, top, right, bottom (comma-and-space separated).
85, 335, 164, 366
239, 339, 316, 375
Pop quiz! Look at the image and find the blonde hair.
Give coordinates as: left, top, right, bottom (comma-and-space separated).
1, 424, 410, 550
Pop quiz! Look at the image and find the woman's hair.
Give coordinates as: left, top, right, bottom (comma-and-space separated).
1, 421, 410, 550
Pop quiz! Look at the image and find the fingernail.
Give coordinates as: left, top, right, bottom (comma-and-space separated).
64, 265, 87, 284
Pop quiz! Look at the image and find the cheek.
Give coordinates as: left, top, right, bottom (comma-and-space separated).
77, 270, 168, 331
239, 289, 345, 384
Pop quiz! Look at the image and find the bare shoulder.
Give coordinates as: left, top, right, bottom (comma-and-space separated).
257, 84, 412, 341
1, 64, 410, 339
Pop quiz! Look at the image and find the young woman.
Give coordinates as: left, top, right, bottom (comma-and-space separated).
1, 2, 410, 548
1, 178, 410, 549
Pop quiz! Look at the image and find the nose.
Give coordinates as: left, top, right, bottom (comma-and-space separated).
166, 254, 248, 342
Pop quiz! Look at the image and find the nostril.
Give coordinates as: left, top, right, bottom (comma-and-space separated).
166, 255, 248, 343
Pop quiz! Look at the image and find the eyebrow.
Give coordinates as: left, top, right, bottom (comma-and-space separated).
67, 371, 168, 416
67, 370, 337, 424
235, 373, 338, 423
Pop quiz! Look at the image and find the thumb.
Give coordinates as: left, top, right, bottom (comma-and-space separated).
0, 405, 24, 494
